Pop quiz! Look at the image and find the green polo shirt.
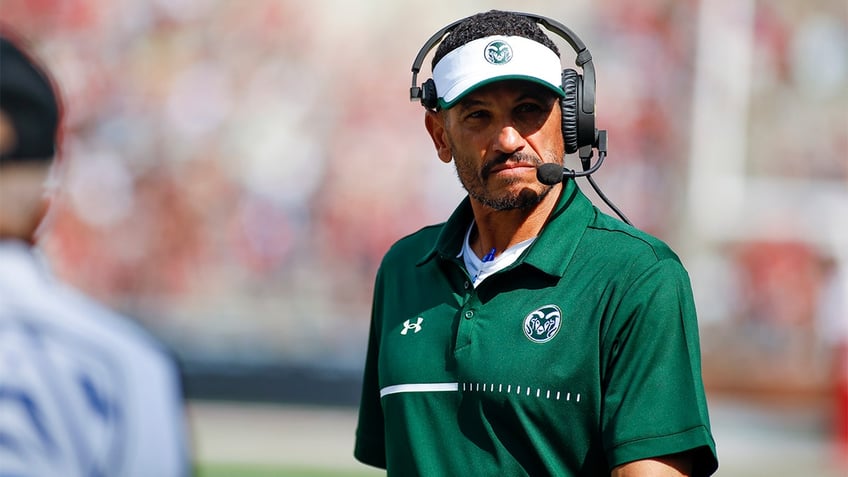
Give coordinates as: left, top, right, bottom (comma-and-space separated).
354, 179, 718, 476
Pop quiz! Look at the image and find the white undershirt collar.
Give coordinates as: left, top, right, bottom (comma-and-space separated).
460, 221, 536, 288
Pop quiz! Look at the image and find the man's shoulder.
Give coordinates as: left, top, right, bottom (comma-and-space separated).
381, 222, 446, 265
583, 211, 682, 265
0, 248, 175, 369
61, 287, 174, 356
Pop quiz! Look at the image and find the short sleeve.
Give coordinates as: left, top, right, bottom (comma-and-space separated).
600, 258, 718, 476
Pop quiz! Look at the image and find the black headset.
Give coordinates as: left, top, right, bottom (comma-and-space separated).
409, 12, 632, 225
410, 12, 598, 156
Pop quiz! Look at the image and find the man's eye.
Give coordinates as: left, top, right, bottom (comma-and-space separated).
465, 110, 489, 120
516, 103, 543, 114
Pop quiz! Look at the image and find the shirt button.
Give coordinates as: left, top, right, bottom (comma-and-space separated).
464, 281, 470, 289
464, 310, 474, 319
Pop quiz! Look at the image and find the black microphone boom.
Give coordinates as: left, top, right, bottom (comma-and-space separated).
535, 130, 632, 225
535, 153, 606, 184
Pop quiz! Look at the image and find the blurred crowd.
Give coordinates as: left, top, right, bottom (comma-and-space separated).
1, 0, 845, 404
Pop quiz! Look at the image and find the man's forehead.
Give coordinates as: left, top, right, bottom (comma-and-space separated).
455, 80, 559, 107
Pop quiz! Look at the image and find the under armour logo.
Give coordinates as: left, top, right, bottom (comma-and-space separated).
401, 317, 424, 335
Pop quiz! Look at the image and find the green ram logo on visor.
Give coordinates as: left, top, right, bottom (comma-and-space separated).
484, 40, 513, 65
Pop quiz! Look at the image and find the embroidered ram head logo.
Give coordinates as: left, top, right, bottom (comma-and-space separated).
484, 40, 513, 65
523, 305, 562, 343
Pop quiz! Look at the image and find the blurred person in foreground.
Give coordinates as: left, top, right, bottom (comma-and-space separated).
354, 10, 717, 476
0, 32, 190, 476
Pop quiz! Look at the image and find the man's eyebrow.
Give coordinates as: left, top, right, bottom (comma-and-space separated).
454, 88, 557, 112
520, 89, 558, 104
455, 97, 486, 112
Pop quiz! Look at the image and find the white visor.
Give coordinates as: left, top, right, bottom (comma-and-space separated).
432, 35, 564, 109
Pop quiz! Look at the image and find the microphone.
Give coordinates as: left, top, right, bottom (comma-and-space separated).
536, 163, 568, 185
535, 132, 633, 225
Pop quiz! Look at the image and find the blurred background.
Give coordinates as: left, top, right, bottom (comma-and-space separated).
1, 0, 846, 475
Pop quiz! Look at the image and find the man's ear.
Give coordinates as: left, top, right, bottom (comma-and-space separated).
424, 110, 453, 164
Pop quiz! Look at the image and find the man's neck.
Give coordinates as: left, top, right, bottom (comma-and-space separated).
468, 184, 561, 258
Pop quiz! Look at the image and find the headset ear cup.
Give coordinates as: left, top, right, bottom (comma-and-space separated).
421, 79, 438, 110
560, 69, 580, 155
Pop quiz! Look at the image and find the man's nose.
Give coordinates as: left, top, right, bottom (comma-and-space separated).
493, 123, 525, 155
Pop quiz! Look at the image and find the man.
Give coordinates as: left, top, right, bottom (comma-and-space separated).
0, 32, 190, 476
354, 11, 718, 476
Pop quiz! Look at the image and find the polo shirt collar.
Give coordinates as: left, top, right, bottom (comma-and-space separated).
416, 196, 474, 266
416, 179, 594, 278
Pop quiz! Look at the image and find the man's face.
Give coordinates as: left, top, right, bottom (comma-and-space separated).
426, 80, 565, 211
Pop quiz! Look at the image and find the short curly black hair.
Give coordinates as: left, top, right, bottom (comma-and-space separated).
431, 10, 560, 69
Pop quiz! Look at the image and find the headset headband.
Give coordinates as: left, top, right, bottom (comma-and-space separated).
407, 13, 632, 224
409, 12, 595, 116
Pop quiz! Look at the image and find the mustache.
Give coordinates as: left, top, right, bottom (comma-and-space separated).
481, 152, 543, 178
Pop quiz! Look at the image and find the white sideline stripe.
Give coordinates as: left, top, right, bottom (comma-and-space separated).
380, 382, 459, 398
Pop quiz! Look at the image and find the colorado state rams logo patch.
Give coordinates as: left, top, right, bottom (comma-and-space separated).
484, 40, 513, 65
523, 305, 562, 343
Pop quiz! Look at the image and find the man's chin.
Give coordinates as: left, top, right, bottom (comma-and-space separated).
473, 185, 551, 211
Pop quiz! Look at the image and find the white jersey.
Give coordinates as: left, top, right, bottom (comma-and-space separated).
0, 240, 190, 477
